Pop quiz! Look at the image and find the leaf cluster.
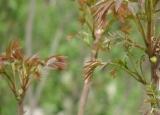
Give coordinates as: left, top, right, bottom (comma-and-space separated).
73, 0, 160, 83
73, 0, 160, 113
0, 40, 67, 101
140, 83, 160, 115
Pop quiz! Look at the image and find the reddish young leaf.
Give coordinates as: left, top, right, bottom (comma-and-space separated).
109, 68, 117, 78
0, 55, 7, 65
12, 50, 24, 61
121, 23, 132, 34
34, 69, 42, 81
78, 0, 91, 6
44, 55, 67, 71
93, 0, 114, 27
78, 17, 85, 25
83, 69, 93, 79
116, 3, 131, 23
138, 0, 145, 8
6, 40, 20, 52
5, 40, 23, 61
0, 40, 68, 102
66, 34, 76, 40
115, 0, 123, 11
83, 60, 103, 79
91, 0, 111, 8
25, 54, 40, 69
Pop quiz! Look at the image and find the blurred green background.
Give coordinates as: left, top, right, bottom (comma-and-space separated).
0, 0, 150, 115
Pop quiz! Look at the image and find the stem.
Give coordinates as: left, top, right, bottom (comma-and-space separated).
86, 19, 93, 34
146, 0, 159, 109
11, 63, 17, 92
78, 29, 102, 115
25, 75, 36, 90
2, 74, 14, 91
134, 14, 147, 45
147, 0, 154, 56
125, 41, 146, 51
140, 61, 146, 83
78, 78, 92, 115
155, 9, 160, 13
3, 72, 14, 86
18, 71, 23, 87
18, 94, 25, 115
110, 63, 142, 83
147, 0, 157, 84
129, 55, 142, 81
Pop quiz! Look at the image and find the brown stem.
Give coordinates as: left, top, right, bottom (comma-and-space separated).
18, 94, 25, 115
78, 78, 92, 115
78, 29, 102, 115
147, 1, 157, 84
146, 0, 159, 110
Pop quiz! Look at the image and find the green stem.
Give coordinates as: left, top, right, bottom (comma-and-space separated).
129, 55, 141, 78
122, 67, 146, 84
110, 63, 140, 82
147, 0, 155, 56
2, 72, 14, 85
11, 63, 17, 92
2, 74, 14, 91
25, 75, 36, 90
18, 71, 23, 87
129, 55, 146, 83
147, 0, 157, 109
85, 19, 93, 33
135, 14, 147, 45
140, 62, 146, 83
1, 72, 19, 98
125, 70, 141, 82
76, 34, 91, 47
125, 41, 146, 51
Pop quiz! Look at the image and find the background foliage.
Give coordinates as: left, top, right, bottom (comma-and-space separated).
0, 0, 149, 115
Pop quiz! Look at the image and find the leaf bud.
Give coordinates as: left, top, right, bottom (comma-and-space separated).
150, 56, 157, 63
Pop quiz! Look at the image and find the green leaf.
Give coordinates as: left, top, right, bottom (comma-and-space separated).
103, 38, 119, 44
116, 30, 125, 38
139, 104, 150, 112
103, 31, 126, 49
108, 31, 117, 37
140, 55, 146, 63
143, 98, 155, 103
128, 2, 139, 16
83, 38, 91, 46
